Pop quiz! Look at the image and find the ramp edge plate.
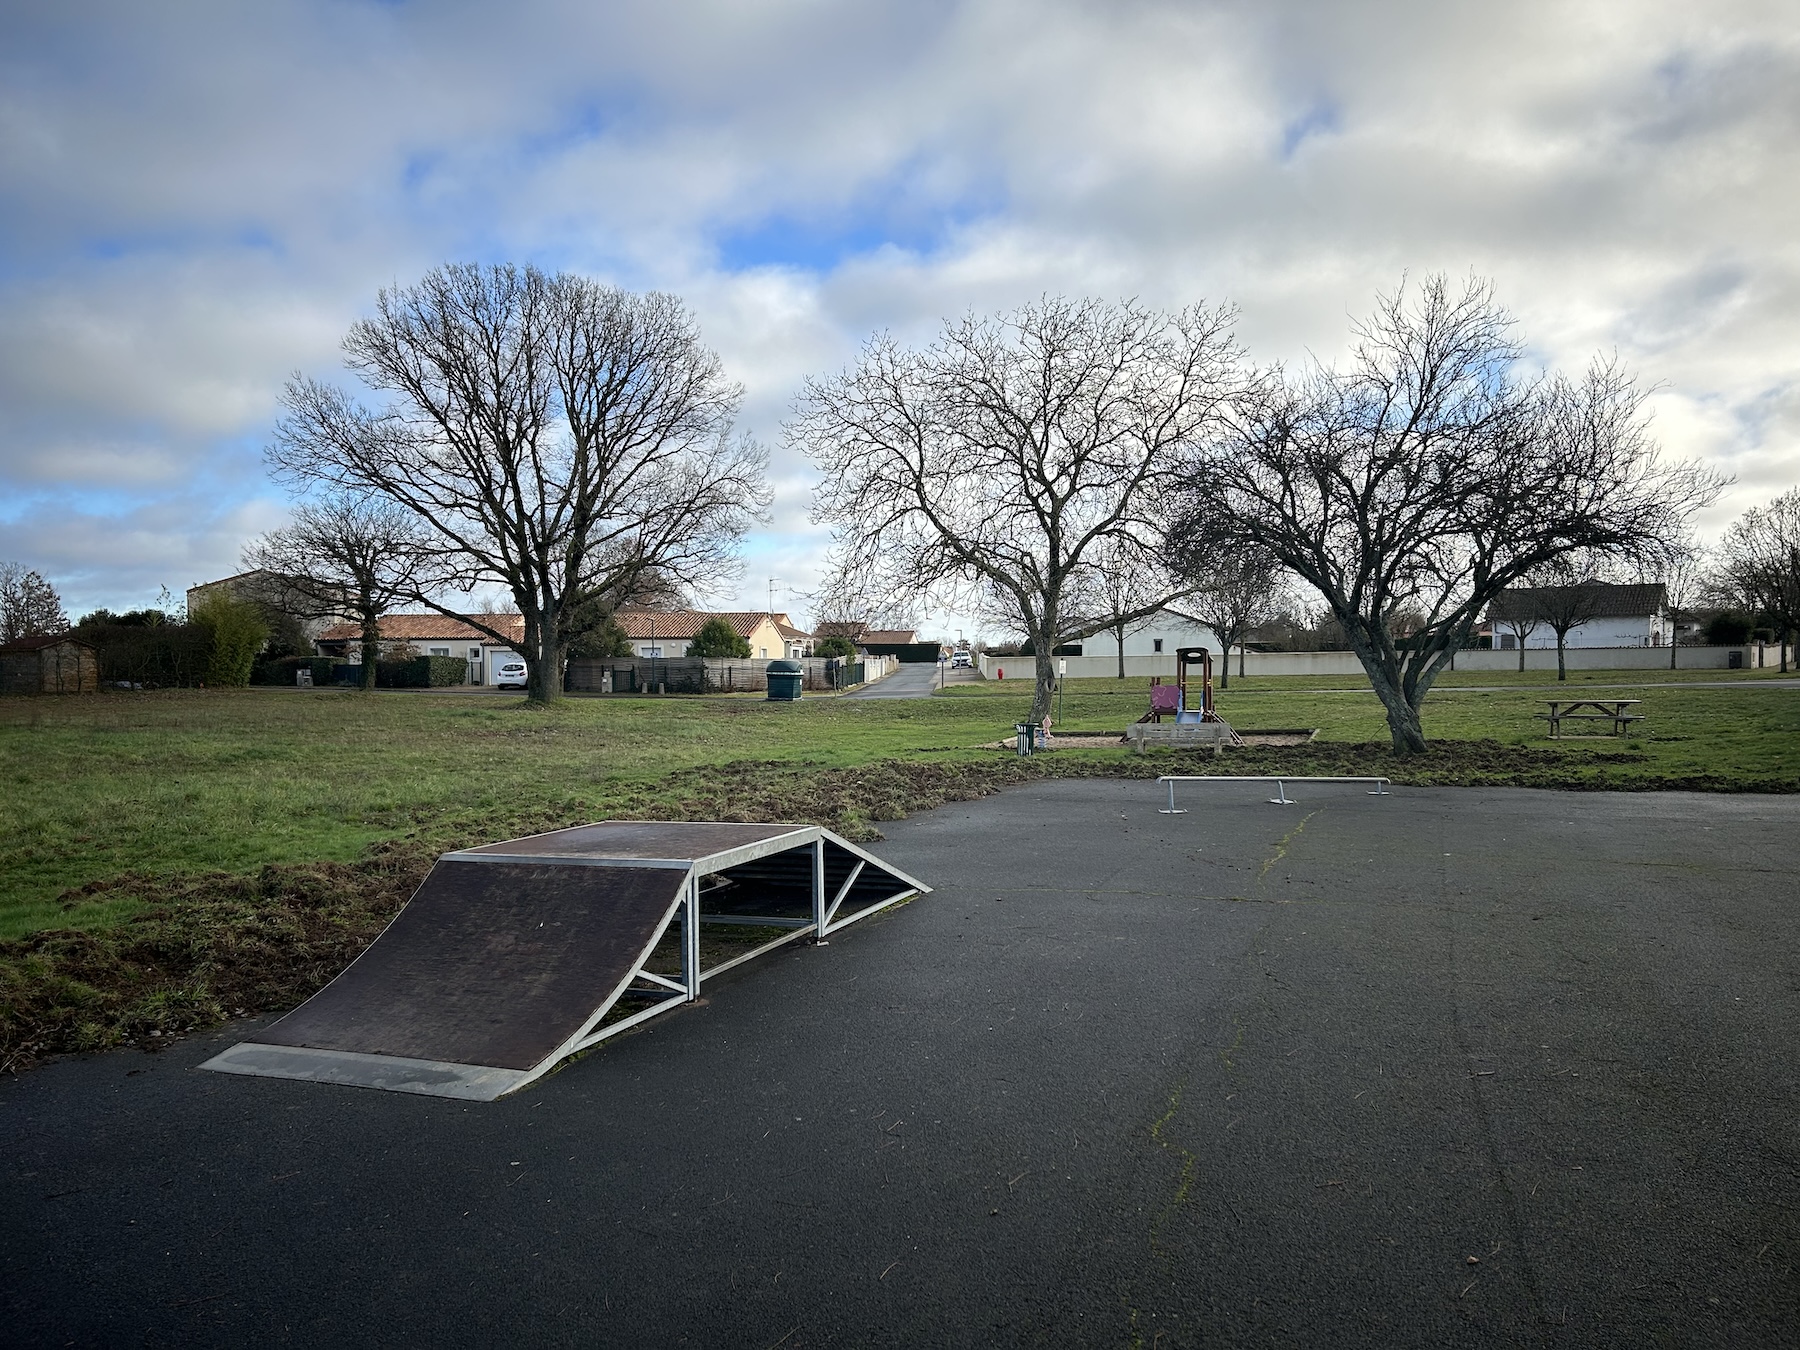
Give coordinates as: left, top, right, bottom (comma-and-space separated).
199, 1041, 529, 1101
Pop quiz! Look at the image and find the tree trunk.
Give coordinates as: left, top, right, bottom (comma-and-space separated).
523, 611, 563, 703
359, 614, 380, 690
1344, 628, 1428, 755
1113, 622, 1126, 679
1556, 633, 1568, 681
1669, 609, 1679, 669
1031, 647, 1056, 724
1517, 639, 1526, 673
1365, 669, 1427, 755
1239, 643, 1246, 680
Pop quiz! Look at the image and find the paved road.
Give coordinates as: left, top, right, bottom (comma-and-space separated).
843, 661, 949, 698
6, 783, 1798, 1347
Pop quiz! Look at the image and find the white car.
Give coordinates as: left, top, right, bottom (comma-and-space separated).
951, 650, 973, 669
493, 660, 529, 690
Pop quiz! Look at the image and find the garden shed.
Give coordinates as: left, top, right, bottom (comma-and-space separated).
0, 633, 99, 694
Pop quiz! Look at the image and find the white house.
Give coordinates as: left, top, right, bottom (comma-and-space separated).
986, 608, 1228, 679
1485, 582, 1669, 649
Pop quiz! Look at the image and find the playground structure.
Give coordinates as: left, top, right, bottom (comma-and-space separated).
201, 822, 929, 1101
1127, 646, 1244, 753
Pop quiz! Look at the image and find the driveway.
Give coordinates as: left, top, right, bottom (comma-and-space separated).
5, 783, 1798, 1347
842, 661, 945, 698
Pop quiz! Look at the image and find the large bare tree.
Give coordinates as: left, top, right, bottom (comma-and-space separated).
794, 296, 1241, 722
1177, 275, 1725, 753
1716, 487, 1800, 673
244, 497, 442, 688
269, 264, 769, 702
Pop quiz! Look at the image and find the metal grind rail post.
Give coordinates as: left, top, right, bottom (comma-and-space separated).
1156, 775, 1392, 812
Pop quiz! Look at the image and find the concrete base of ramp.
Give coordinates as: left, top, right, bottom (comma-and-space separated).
201, 821, 927, 1100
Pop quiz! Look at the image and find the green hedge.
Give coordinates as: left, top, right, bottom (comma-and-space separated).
375, 655, 469, 688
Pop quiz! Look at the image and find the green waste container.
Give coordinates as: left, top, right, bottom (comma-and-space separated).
767, 659, 804, 702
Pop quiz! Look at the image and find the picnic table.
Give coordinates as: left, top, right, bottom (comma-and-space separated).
1540, 698, 1644, 739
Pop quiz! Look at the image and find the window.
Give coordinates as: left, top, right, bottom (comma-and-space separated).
1499, 635, 1515, 650
429, 647, 450, 656
759, 647, 768, 658
1153, 638, 1164, 653
644, 646, 662, 658
469, 647, 481, 660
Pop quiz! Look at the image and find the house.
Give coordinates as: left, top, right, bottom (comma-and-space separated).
814, 622, 920, 646
614, 609, 811, 660
186, 570, 349, 643
1485, 582, 1669, 649
313, 613, 525, 684
1, 633, 99, 694
1080, 608, 1226, 665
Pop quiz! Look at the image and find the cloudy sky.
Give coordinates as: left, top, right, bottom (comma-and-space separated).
3, 0, 1796, 630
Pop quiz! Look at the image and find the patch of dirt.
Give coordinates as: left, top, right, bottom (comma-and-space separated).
5, 740, 1794, 1076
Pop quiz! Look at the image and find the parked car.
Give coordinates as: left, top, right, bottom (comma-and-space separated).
494, 659, 529, 690
951, 649, 972, 669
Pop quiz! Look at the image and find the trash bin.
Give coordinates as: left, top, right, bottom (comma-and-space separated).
767, 658, 804, 702
1014, 722, 1039, 756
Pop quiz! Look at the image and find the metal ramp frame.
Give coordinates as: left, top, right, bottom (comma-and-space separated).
200, 822, 928, 1102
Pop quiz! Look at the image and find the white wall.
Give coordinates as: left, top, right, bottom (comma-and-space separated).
1502, 614, 1663, 648
1452, 645, 1777, 671
981, 650, 1366, 679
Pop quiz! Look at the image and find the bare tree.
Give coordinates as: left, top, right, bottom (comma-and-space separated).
794, 296, 1241, 722
1486, 595, 1542, 672
1074, 535, 1182, 679
1178, 274, 1726, 753
1653, 538, 1706, 669
1519, 556, 1616, 682
0, 563, 68, 643
1716, 487, 1800, 673
244, 497, 442, 688
1174, 545, 1287, 688
269, 263, 769, 702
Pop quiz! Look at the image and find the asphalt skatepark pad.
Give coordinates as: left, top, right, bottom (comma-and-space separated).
201, 822, 928, 1101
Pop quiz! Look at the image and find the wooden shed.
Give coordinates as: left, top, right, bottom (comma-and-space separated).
0, 634, 100, 694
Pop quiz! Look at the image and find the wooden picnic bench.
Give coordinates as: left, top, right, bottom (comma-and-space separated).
1539, 699, 1644, 739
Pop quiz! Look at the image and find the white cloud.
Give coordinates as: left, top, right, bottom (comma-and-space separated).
1, 0, 1796, 630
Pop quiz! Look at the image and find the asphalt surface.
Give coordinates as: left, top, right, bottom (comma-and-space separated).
841, 662, 964, 698
5, 783, 1799, 1348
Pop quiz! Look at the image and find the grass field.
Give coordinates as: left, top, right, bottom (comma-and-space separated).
5, 671, 1798, 938
3, 672, 1796, 1068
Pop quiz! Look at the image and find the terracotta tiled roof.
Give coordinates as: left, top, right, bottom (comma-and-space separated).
1486, 582, 1666, 623
859, 629, 919, 645
615, 609, 794, 641
774, 620, 812, 641
316, 613, 524, 643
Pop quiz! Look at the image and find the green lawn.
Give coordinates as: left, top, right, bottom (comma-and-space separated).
4, 675, 1797, 1070
3, 673, 1798, 940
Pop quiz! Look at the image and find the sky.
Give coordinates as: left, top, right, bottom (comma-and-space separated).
2, 0, 1797, 636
